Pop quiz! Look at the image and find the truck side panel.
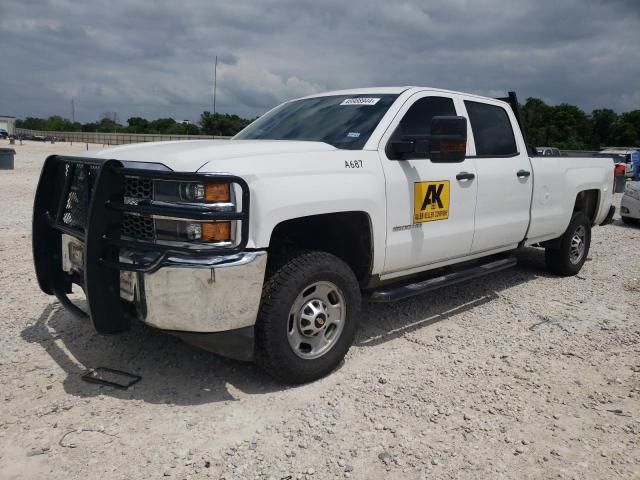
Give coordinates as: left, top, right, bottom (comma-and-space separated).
526, 157, 614, 245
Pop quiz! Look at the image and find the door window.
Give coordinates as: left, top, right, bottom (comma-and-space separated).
388, 96, 456, 159
464, 101, 518, 157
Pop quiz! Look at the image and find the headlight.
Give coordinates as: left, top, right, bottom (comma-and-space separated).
155, 219, 232, 243
154, 180, 231, 204
120, 175, 240, 246
135, 179, 235, 244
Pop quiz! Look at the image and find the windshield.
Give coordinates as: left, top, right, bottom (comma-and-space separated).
234, 94, 399, 149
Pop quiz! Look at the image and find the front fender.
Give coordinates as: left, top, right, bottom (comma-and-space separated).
201, 150, 387, 275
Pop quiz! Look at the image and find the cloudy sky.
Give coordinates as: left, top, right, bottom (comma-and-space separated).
1, 0, 639, 123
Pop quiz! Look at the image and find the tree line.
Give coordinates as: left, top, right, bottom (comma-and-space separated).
15, 98, 640, 149
521, 98, 639, 150
16, 111, 254, 137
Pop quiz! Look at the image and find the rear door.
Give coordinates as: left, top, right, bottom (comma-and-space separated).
379, 93, 478, 276
461, 99, 533, 253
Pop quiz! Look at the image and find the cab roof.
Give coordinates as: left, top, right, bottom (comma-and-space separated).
297, 86, 509, 105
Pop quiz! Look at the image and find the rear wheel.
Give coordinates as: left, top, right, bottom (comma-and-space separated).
255, 251, 361, 384
545, 212, 591, 276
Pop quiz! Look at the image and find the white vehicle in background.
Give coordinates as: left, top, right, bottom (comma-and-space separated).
600, 147, 638, 178
33, 87, 616, 383
621, 181, 640, 225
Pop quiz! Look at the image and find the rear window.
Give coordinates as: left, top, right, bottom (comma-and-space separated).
464, 101, 518, 156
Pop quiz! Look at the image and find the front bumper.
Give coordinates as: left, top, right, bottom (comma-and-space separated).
33, 155, 257, 342
123, 250, 267, 332
621, 193, 640, 220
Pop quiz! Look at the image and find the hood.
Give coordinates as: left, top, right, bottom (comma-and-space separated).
90, 139, 336, 172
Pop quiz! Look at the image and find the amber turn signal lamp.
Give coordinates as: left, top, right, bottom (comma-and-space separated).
439, 141, 466, 152
205, 183, 230, 202
201, 221, 231, 242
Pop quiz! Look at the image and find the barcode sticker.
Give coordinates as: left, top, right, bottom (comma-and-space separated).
340, 98, 381, 106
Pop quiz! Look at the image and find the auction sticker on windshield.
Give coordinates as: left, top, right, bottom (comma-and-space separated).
340, 98, 381, 106
413, 181, 450, 223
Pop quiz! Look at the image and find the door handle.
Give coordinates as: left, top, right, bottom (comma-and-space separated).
517, 169, 531, 178
456, 172, 475, 181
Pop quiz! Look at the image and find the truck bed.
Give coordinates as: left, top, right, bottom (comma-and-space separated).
526, 155, 614, 245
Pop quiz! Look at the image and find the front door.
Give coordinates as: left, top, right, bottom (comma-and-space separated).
379, 93, 478, 276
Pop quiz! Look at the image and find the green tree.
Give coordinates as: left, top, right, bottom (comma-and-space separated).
618, 111, 640, 145
16, 117, 47, 130
591, 109, 618, 148
95, 117, 123, 132
521, 97, 553, 146
610, 122, 639, 146
126, 117, 150, 133
44, 116, 75, 131
547, 104, 590, 150
200, 112, 252, 136
166, 122, 200, 135
148, 118, 177, 133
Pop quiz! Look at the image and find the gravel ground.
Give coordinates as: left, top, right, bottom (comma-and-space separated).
1, 141, 639, 480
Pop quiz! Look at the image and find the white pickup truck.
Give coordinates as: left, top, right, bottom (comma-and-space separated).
32, 87, 616, 383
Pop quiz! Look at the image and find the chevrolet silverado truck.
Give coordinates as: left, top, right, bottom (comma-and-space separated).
32, 87, 616, 383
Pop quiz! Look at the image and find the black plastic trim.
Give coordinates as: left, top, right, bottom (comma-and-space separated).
368, 257, 517, 303
465, 152, 521, 159
167, 326, 255, 362
600, 205, 616, 226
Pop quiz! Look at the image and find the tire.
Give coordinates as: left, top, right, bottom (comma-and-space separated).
621, 216, 638, 225
255, 251, 361, 384
544, 212, 591, 276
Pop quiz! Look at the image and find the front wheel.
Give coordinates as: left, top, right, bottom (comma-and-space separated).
255, 251, 361, 384
545, 212, 591, 276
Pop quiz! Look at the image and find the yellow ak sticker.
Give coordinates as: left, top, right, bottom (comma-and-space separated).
413, 180, 450, 223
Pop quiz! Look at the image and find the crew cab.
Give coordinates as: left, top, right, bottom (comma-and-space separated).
32, 87, 616, 383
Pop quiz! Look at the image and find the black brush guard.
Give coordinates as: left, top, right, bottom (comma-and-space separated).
32, 155, 250, 334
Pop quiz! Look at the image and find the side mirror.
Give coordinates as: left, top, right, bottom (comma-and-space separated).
429, 116, 467, 163
390, 139, 432, 159
390, 139, 415, 156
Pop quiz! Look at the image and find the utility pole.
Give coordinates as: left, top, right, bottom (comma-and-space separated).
70, 98, 76, 145
213, 55, 218, 116
213, 55, 218, 137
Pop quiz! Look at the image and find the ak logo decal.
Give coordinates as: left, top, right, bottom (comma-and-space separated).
413, 180, 450, 223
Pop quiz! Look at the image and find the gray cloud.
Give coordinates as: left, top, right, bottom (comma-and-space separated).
0, 0, 638, 123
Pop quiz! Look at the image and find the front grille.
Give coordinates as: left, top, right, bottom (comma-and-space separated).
122, 176, 155, 240
61, 163, 99, 231
122, 215, 155, 240
61, 167, 155, 240
124, 176, 153, 200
